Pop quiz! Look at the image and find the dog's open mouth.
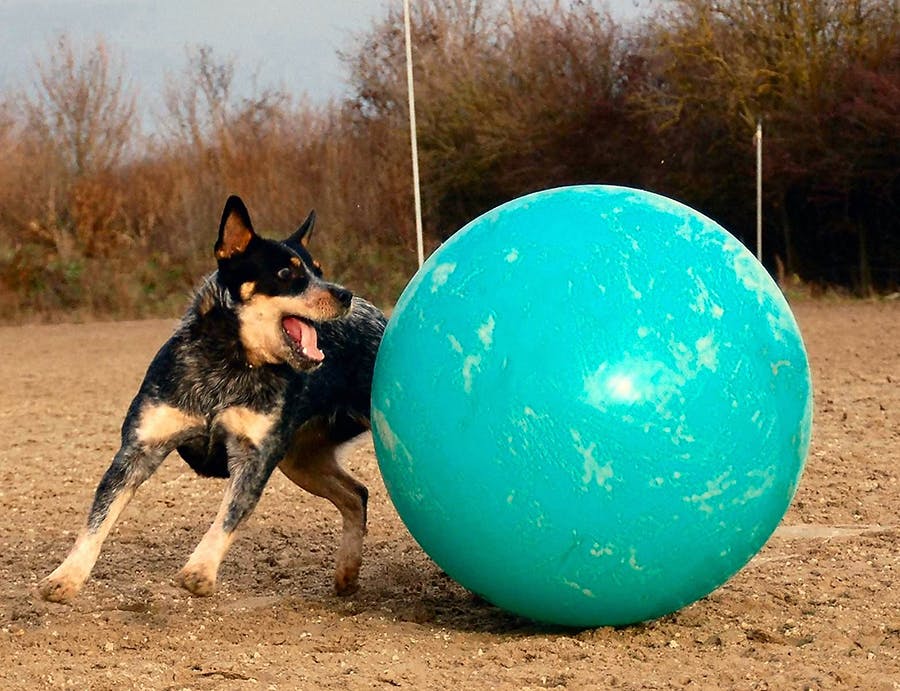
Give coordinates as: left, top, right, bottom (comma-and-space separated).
282, 316, 324, 365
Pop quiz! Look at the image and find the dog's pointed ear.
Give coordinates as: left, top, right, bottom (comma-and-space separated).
215, 195, 257, 260
285, 210, 316, 251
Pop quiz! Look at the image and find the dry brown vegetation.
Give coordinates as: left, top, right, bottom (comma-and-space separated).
0, 0, 897, 321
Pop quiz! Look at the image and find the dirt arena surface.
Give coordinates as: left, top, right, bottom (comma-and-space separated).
1, 300, 898, 690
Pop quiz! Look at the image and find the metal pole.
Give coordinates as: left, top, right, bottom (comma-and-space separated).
756, 120, 763, 263
404, 0, 425, 268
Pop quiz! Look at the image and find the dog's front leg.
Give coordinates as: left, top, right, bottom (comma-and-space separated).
38, 402, 203, 603
38, 449, 156, 603
176, 408, 284, 596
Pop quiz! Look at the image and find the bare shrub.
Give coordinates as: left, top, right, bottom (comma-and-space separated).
26, 34, 136, 178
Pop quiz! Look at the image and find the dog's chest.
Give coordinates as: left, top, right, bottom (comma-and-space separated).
175, 353, 290, 416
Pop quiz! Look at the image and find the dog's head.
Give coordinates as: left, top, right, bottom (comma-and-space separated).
214, 195, 351, 371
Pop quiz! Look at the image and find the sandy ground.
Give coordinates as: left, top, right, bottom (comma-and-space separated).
1, 300, 898, 690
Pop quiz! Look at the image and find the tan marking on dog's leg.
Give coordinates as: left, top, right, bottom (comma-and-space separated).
279, 423, 368, 595
137, 404, 204, 446
217, 406, 277, 448
176, 483, 239, 597
38, 489, 135, 603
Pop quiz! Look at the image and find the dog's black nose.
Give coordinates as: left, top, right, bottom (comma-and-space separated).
331, 286, 353, 309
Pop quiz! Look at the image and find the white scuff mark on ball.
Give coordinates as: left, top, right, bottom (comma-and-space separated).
590, 543, 614, 557
582, 363, 610, 411
447, 313, 497, 394
695, 333, 719, 372
625, 272, 643, 300
637, 325, 650, 338
430, 262, 457, 293
771, 359, 792, 376
571, 429, 613, 491
513, 407, 542, 442
766, 310, 795, 343
676, 220, 694, 241
477, 314, 495, 349
737, 466, 776, 503
563, 579, 597, 598
685, 469, 736, 514
462, 354, 482, 393
653, 394, 681, 423
722, 236, 779, 306
371, 408, 412, 462
669, 333, 718, 381
505, 248, 519, 263
628, 547, 644, 571
687, 267, 724, 319
670, 419, 696, 446
669, 340, 692, 379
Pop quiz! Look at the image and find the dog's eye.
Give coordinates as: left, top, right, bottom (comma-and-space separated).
277, 267, 292, 281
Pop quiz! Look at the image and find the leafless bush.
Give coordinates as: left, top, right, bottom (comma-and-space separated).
1, 2, 897, 320
26, 34, 136, 177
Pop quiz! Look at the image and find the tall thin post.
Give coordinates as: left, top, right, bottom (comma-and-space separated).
404, 0, 425, 268
755, 120, 763, 263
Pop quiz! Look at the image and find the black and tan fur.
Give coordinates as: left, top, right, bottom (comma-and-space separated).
38, 195, 386, 602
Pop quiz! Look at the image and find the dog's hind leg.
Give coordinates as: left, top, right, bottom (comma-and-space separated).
278, 421, 369, 595
38, 402, 203, 603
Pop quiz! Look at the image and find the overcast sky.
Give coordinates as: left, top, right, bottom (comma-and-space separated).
0, 0, 650, 119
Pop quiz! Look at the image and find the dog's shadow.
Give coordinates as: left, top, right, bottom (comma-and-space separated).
318, 555, 571, 636
23, 500, 573, 636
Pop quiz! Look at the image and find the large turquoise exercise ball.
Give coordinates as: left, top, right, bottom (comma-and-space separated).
371, 185, 812, 627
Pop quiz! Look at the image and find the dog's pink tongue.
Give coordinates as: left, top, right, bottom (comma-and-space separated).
283, 317, 324, 361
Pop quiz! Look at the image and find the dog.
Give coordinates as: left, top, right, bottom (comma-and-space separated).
38, 195, 387, 603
